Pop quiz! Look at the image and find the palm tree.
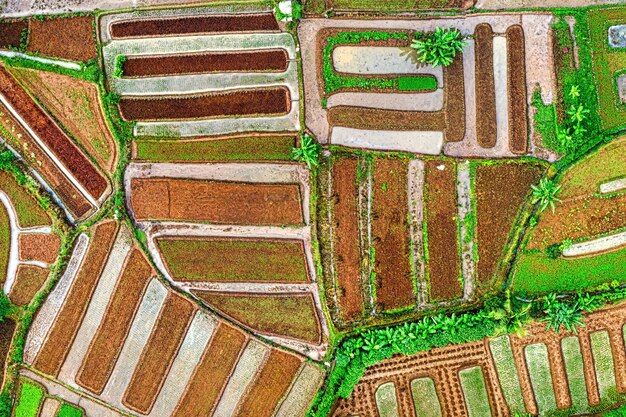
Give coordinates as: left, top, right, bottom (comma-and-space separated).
543, 293, 584, 333
410, 27, 467, 67
291, 135, 320, 169
531, 178, 562, 213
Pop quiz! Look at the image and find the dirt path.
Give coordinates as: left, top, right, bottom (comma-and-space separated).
456, 161, 476, 300
408, 160, 426, 305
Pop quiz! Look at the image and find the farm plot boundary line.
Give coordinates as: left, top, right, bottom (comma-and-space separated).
0, 192, 23, 295
408, 160, 427, 306
456, 161, 476, 300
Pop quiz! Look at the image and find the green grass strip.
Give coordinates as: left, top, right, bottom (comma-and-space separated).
459, 366, 492, 417
488, 336, 525, 415
410, 377, 442, 417
56, 404, 83, 417
133, 136, 296, 162
14, 382, 43, 417
375, 382, 400, 417
525, 343, 557, 414
561, 336, 589, 414
397, 76, 438, 91
590, 330, 617, 401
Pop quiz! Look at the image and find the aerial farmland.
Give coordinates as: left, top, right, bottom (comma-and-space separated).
0, 0, 625, 416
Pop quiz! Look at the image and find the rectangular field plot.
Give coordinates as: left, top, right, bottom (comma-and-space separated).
459, 366, 492, 417
561, 336, 589, 413
525, 343, 557, 414
375, 382, 399, 417
130, 177, 304, 226
488, 336, 525, 415
14, 381, 43, 417
410, 377, 442, 417
156, 237, 310, 283
590, 330, 617, 401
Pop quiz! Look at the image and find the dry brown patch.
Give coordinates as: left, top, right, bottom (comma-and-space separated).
8, 265, 48, 307
18, 233, 61, 264
474, 23, 497, 149
507, 25, 528, 154
27, 16, 97, 62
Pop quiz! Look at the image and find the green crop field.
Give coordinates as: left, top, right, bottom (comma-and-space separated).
410, 377, 442, 417
525, 344, 557, 414
14, 382, 43, 417
489, 336, 526, 415
56, 404, 83, 417
561, 336, 589, 414
375, 382, 399, 417
590, 331, 617, 401
459, 367, 491, 417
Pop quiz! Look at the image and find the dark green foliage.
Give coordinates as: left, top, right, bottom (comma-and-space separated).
0, 294, 10, 320
546, 243, 563, 259
542, 293, 584, 333
292, 134, 321, 168
397, 76, 437, 91
411, 27, 467, 67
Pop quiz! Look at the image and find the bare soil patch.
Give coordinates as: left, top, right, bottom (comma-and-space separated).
0, 20, 27, 49
0, 65, 108, 199
122, 293, 195, 415
9, 67, 118, 173
26, 16, 97, 62
32, 221, 117, 377
172, 323, 247, 417
193, 291, 322, 344
0, 100, 93, 218
130, 177, 304, 226
328, 106, 445, 131
507, 25, 528, 154
332, 158, 363, 321
18, 233, 61, 264
444, 50, 466, 142
475, 162, 543, 285
76, 248, 153, 395
118, 87, 290, 122
234, 349, 303, 417
9, 265, 49, 307
424, 160, 462, 301
0, 318, 16, 388
372, 158, 414, 311
474, 23, 497, 148
110, 13, 279, 39
156, 237, 309, 283
123, 49, 288, 78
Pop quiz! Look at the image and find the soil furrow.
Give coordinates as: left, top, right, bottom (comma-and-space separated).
474, 23, 497, 149
506, 25, 528, 154
444, 49, 466, 143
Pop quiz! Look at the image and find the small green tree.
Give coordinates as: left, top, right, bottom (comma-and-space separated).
487, 290, 531, 337
411, 27, 468, 67
291, 135, 320, 169
542, 293, 584, 333
531, 178, 562, 213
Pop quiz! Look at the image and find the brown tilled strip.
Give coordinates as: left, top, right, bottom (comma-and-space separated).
443, 50, 466, 142
547, 340, 572, 409
122, 293, 196, 414
332, 158, 364, 321
171, 323, 247, 417
130, 177, 304, 226
233, 349, 303, 417
9, 265, 49, 307
327, 106, 445, 131
0, 65, 109, 199
509, 336, 538, 415
608, 327, 626, 394
110, 13, 279, 39
506, 25, 528, 155
76, 248, 154, 395
118, 87, 291, 122
33, 221, 118, 376
474, 23, 497, 149
578, 332, 601, 407
371, 159, 415, 311
123, 49, 289, 78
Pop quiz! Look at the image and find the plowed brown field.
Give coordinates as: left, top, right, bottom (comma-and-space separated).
507, 25, 528, 154
0, 21, 26, 49
18, 233, 61, 264
27, 15, 97, 62
474, 23, 497, 149
8, 265, 49, 307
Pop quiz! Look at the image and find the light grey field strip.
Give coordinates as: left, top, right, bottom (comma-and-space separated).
149, 311, 217, 417
182, 282, 316, 293
100, 279, 168, 409
23, 234, 89, 365
274, 363, 325, 417
600, 177, 626, 194
408, 160, 427, 305
0, 193, 19, 295
110, 61, 299, 99
456, 161, 475, 299
0, 51, 82, 69
58, 226, 133, 386
563, 230, 626, 257
492, 36, 509, 150
211, 340, 269, 417
39, 398, 60, 417
331, 127, 444, 154
326, 90, 444, 112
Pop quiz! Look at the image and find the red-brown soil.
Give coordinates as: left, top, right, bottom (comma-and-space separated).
130, 177, 304, 226
424, 160, 462, 301
110, 13, 279, 39
0, 100, 93, 218
171, 323, 247, 417
122, 49, 289, 78
507, 25, 528, 155
332, 158, 363, 321
26, 16, 97, 62
328, 106, 445, 131
33, 221, 118, 377
156, 237, 309, 283
444, 51, 466, 142
0, 20, 27, 49
0, 65, 108, 199
8, 265, 49, 307
528, 192, 626, 250
18, 233, 61, 264
475, 162, 543, 284
122, 293, 195, 414
474, 23, 497, 149
76, 248, 153, 395
371, 159, 414, 311
0, 318, 16, 388
332, 339, 508, 417
118, 87, 290, 121
234, 349, 303, 417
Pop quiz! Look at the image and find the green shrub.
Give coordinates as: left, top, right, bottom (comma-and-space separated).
397, 76, 437, 91
292, 135, 321, 169
113, 55, 126, 78
411, 27, 467, 67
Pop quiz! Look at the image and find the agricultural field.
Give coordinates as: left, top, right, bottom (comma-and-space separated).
2, 2, 626, 417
